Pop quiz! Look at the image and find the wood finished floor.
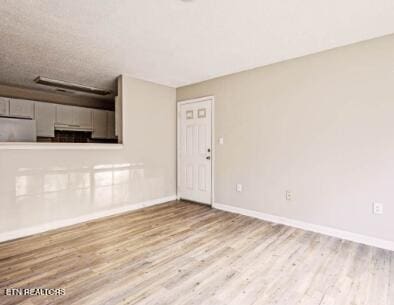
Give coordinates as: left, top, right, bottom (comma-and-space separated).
0, 201, 393, 305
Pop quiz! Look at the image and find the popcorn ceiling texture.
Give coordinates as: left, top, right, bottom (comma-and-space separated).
0, 0, 393, 91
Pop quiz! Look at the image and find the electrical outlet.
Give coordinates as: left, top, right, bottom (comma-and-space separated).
236, 184, 242, 192
373, 202, 383, 215
286, 190, 292, 201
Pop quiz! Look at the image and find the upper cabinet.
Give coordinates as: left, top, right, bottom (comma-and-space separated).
56, 105, 92, 129
9, 99, 35, 119
0, 97, 10, 116
115, 95, 122, 141
74, 107, 92, 129
56, 105, 74, 125
0, 95, 116, 142
35, 102, 56, 137
92, 110, 116, 139
107, 111, 116, 139
92, 109, 107, 139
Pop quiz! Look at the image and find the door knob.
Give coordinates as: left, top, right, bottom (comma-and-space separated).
206, 156, 211, 160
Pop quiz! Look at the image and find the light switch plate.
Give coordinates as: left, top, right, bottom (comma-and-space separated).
373, 202, 383, 215
219, 137, 224, 144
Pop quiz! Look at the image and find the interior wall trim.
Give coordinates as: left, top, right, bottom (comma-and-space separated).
0, 195, 177, 243
0, 143, 124, 150
213, 202, 394, 251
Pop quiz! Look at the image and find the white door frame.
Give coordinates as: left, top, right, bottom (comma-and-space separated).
177, 96, 215, 205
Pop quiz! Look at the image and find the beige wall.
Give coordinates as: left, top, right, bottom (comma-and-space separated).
0, 75, 176, 234
177, 34, 394, 242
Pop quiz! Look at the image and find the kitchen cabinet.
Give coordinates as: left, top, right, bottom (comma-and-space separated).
1, 95, 116, 142
35, 102, 56, 137
115, 95, 122, 141
107, 111, 116, 139
9, 99, 35, 119
0, 97, 10, 116
92, 109, 107, 139
56, 105, 74, 125
92, 110, 116, 139
56, 105, 92, 129
74, 107, 92, 129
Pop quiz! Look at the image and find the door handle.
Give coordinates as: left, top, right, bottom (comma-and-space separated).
206, 156, 211, 160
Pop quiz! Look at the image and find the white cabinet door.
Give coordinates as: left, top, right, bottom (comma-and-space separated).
107, 111, 116, 139
92, 109, 107, 139
115, 96, 122, 140
35, 102, 56, 137
56, 105, 74, 125
9, 99, 35, 119
73, 107, 92, 128
0, 97, 10, 116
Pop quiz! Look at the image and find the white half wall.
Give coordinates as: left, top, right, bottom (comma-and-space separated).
0, 75, 176, 237
177, 34, 394, 244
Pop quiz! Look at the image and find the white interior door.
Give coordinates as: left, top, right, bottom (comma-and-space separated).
178, 99, 212, 204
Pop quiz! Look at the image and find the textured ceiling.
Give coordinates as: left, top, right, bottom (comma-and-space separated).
0, 0, 393, 93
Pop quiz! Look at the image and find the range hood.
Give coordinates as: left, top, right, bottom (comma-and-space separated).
54, 123, 93, 132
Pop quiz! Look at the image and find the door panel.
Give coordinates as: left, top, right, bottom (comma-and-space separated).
198, 165, 206, 191
185, 166, 193, 189
178, 99, 212, 204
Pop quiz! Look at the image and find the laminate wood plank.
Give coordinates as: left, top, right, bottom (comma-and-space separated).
389, 252, 394, 305
0, 201, 392, 305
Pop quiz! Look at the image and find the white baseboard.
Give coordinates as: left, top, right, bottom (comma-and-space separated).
0, 195, 177, 243
213, 202, 394, 252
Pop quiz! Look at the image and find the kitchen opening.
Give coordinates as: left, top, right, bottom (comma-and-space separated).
0, 76, 122, 145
